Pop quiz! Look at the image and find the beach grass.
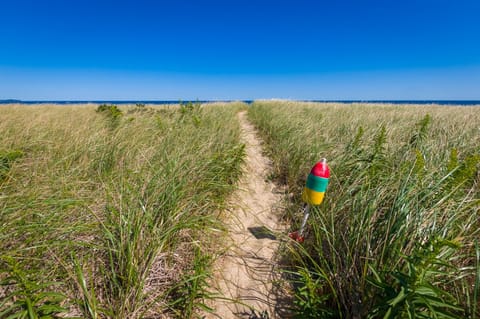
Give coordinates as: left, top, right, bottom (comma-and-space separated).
248, 101, 479, 318
0, 102, 246, 318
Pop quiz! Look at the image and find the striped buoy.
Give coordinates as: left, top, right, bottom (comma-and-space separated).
289, 158, 330, 243
302, 158, 330, 205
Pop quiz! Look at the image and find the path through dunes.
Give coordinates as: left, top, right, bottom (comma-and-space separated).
207, 111, 290, 318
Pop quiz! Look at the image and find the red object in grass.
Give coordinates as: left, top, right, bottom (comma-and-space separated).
288, 231, 304, 243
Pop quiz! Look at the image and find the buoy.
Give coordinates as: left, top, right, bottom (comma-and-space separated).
302, 158, 330, 205
289, 158, 330, 243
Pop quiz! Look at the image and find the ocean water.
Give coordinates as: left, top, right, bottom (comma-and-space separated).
309, 100, 480, 106
1, 100, 480, 106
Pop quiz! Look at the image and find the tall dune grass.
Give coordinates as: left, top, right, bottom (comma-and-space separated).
249, 101, 479, 318
0, 102, 246, 318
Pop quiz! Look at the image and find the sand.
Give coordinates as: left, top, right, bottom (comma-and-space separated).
205, 111, 291, 319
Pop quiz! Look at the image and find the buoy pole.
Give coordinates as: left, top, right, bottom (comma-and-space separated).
298, 205, 310, 238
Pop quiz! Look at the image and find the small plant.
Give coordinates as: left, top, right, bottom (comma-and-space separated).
367, 124, 388, 179
96, 104, 123, 126
413, 148, 426, 179
447, 148, 459, 172
346, 126, 364, 154
178, 101, 202, 126
368, 238, 463, 319
409, 113, 431, 147
179, 101, 196, 114
370, 124, 387, 162
445, 150, 480, 192
293, 269, 333, 318
0, 256, 68, 318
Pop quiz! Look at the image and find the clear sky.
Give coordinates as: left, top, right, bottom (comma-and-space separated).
1, 0, 479, 100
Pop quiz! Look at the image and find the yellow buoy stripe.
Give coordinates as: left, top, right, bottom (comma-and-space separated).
302, 187, 325, 205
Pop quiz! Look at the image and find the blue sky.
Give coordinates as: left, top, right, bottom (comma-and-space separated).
1, 0, 479, 100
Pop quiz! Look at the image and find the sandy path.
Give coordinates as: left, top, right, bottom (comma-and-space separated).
206, 111, 289, 319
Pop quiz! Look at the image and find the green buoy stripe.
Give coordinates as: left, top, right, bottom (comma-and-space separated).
306, 174, 329, 192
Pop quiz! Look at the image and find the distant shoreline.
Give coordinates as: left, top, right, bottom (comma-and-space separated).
1, 99, 480, 106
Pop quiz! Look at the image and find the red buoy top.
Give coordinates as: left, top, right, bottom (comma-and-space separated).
310, 158, 330, 178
